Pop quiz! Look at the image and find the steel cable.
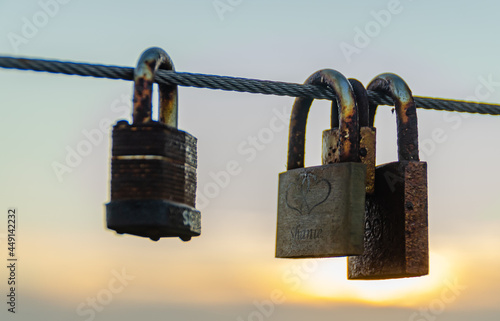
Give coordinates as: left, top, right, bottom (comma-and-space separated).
1, 56, 500, 115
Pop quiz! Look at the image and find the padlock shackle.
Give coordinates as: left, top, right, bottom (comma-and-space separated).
287, 69, 359, 170
349, 78, 369, 128
132, 47, 178, 127
331, 79, 368, 128
367, 73, 419, 161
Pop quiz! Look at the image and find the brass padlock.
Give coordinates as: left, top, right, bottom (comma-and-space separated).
322, 78, 376, 194
106, 47, 201, 242
348, 73, 429, 279
276, 69, 366, 258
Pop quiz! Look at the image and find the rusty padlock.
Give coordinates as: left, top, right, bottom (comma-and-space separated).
106, 47, 201, 242
322, 79, 376, 194
348, 73, 429, 279
276, 69, 366, 258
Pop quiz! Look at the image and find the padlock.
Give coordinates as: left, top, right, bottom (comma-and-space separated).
322, 78, 376, 194
348, 73, 429, 279
275, 69, 366, 258
106, 47, 201, 242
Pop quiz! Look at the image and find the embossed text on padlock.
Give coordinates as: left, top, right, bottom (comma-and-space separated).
276, 69, 366, 258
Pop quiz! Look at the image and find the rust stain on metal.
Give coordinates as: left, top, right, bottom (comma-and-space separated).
107, 47, 199, 242
367, 73, 419, 161
322, 79, 375, 193
349, 78, 375, 194
348, 74, 427, 279
110, 121, 198, 206
360, 127, 376, 194
348, 161, 428, 279
287, 69, 358, 170
403, 162, 429, 274
132, 47, 178, 127
287, 97, 312, 170
349, 79, 369, 127
322, 129, 340, 165
322, 127, 375, 194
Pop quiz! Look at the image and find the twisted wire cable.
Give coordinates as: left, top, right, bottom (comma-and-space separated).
1, 56, 499, 115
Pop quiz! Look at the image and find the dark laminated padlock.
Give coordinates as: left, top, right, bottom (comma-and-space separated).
106, 47, 201, 242
348, 73, 428, 279
322, 79, 376, 194
276, 69, 366, 258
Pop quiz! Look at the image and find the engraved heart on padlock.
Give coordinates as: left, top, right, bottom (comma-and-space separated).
285, 172, 332, 215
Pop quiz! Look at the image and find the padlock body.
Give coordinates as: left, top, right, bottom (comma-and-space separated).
348, 161, 428, 279
276, 163, 366, 258
106, 120, 200, 240
323, 127, 376, 194
106, 200, 200, 241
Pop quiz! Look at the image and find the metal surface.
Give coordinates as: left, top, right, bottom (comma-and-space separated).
348, 74, 428, 279
133, 47, 178, 127
287, 69, 359, 169
348, 162, 428, 279
277, 69, 366, 258
106, 47, 199, 242
353, 78, 376, 195
322, 79, 376, 194
349, 79, 369, 127
360, 126, 376, 195
107, 200, 201, 242
110, 121, 197, 206
276, 163, 366, 258
367, 73, 419, 161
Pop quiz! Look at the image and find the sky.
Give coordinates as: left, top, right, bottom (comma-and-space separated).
0, 0, 500, 320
